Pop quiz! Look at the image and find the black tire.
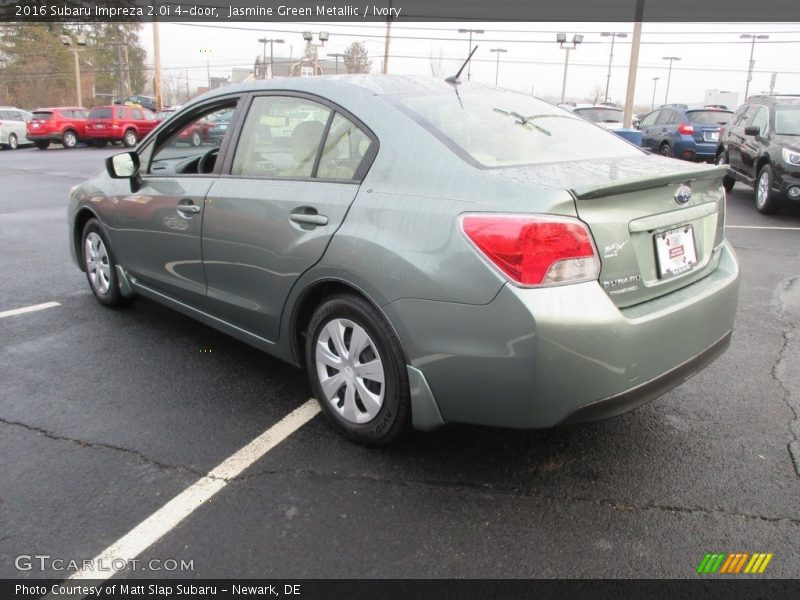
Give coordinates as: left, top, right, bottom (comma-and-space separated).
7, 133, 18, 150
755, 164, 781, 215
659, 142, 673, 158
715, 151, 736, 193
34, 140, 50, 150
80, 219, 125, 306
123, 129, 138, 148
62, 130, 78, 149
305, 293, 411, 446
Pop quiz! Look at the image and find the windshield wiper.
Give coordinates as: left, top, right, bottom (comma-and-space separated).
492, 109, 582, 136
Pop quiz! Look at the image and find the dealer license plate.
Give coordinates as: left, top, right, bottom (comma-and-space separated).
654, 226, 698, 278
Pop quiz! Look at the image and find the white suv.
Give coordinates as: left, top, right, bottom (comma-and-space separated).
0, 106, 31, 150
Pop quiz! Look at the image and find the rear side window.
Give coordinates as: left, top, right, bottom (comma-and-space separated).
655, 111, 674, 125
317, 113, 373, 180
686, 110, 732, 125
639, 111, 659, 128
89, 107, 113, 119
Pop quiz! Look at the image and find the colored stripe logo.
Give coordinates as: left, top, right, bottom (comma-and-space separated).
697, 552, 773, 574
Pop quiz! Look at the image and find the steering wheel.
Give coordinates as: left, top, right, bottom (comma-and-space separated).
197, 147, 220, 174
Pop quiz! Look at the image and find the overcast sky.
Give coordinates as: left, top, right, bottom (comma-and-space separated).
144, 21, 800, 109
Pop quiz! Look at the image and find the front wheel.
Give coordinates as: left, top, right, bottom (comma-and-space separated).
755, 164, 781, 215
123, 129, 138, 148
62, 130, 78, 149
81, 219, 125, 306
715, 152, 735, 192
306, 294, 411, 445
7, 133, 18, 150
190, 131, 202, 147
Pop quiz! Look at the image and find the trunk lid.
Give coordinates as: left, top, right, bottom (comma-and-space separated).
567, 155, 727, 307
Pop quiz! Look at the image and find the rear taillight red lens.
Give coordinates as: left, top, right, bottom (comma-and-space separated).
461, 214, 600, 286
677, 123, 694, 135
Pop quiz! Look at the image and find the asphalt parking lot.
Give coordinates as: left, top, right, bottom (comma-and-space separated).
1, 143, 799, 581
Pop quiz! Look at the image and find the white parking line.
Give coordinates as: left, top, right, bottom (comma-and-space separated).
66, 399, 320, 584
0, 301, 60, 319
726, 225, 800, 231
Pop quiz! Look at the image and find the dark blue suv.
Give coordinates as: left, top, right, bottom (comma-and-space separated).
637, 106, 733, 162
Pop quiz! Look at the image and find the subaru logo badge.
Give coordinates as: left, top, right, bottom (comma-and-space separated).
674, 184, 692, 205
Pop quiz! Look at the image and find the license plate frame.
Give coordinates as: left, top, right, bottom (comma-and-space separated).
704, 131, 719, 142
654, 225, 698, 278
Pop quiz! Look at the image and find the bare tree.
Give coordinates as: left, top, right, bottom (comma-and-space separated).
588, 83, 606, 105
429, 45, 444, 78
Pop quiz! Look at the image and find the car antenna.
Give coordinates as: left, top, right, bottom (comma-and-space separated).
445, 45, 479, 86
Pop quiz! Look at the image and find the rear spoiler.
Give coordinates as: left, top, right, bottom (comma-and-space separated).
571, 165, 729, 200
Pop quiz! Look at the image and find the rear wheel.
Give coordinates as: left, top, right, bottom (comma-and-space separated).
190, 130, 202, 147
755, 164, 781, 215
123, 129, 137, 148
306, 294, 411, 445
34, 140, 50, 150
659, 142, 673, 158
81, 219, 124, 306
715, 151, 735, 192
62, 130, 78, 149
7, 133, 18, 150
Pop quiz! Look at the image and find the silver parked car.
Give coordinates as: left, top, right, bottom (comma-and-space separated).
68, 76, 739, 445
0, 106, 30, 150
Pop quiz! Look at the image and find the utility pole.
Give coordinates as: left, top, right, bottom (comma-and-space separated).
651, 77, 660, 110
200, 48, 211, 89
622, 0, 644, 128
382, 0, 392, 74
60, 35, 87, 106
153, 19, 163, 111
258, 37, 284, 79
328, 52, 345, 74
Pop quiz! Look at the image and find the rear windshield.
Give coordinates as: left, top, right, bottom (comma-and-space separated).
774, 107, 800, 135
89, 107, 113, 119
573, 107, 624, 124
686, 110, 732, 125
32, 111, 54, 120
397, 89, 642, 168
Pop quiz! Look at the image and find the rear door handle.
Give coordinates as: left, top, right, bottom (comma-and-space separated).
177, 204, 201, 214
290, 213, 328, 226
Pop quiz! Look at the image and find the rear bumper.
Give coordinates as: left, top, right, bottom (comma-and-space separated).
675, 138, 717, 161
85, 129, 123, 141
384, 242, 739, 430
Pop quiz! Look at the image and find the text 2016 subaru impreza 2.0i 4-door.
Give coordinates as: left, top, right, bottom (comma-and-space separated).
68, 76, 739, 445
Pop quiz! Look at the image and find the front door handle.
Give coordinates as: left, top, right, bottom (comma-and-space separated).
290, 213, 328, 226
177, 204, 201, 214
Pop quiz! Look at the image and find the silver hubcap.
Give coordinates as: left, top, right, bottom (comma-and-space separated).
315, 318, 385, 424
125, 132, 136, 145
64, 133, 75, 146
84, 232, 111, 294
757, 172, 769, 207
9, 135, 17, 149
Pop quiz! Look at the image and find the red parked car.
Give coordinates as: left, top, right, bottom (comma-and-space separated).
26, 107, 89, 149
85, 105, 158, 148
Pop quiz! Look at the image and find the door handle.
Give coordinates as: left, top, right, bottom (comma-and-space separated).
177, 204, 201, 214
290, 213, 328, 226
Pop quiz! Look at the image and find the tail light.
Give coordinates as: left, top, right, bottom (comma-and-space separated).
111, 121, 120, 128
677, 123, 694, 135
461, 214, 600, 287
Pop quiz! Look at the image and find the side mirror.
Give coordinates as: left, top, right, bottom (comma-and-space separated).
744, 126, 760, 137
632, 120, 641, 129
106, 152, 140, 179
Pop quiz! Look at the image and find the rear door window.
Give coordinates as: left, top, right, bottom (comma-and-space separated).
89, 107, 113, 119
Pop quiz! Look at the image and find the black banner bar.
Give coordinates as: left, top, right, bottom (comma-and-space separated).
4, 579, 800, 600
1, 0, 799, 23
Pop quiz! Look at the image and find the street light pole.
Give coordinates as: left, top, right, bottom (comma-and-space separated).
557, 33, 584, 102
601, 32, 627, 104
662, 56, 681, 105
651, 76, 660, 110
741, 33, 769, 100
258, 37, 285, 79
489, 48, 507, 87
200, 48, 211, 89
328, 52, 345, 74
458, 29, 484, 81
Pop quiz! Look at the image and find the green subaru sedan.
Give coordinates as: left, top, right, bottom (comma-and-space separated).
68, 76, 739, 445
